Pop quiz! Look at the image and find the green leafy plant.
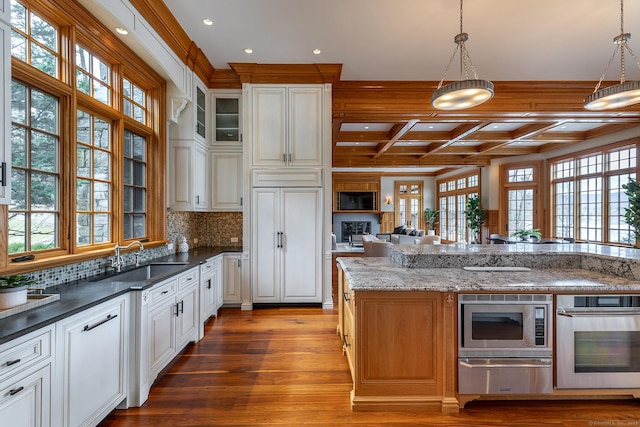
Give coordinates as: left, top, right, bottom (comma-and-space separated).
622, 177, 640, 246
0, 275, 36, 289
512, 228, 542, 241
463, 196, 487, 244
422, 208, 440, 231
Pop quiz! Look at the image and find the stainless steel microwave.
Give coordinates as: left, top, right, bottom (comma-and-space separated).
458, 294, 553, 358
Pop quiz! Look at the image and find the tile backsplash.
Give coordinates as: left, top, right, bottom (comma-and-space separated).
23, 211, 243, 289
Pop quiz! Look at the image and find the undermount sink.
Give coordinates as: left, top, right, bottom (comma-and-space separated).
96, 262, 189, 283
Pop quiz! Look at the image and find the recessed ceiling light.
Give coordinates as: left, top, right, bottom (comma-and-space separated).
244, 48, 253, 54
313, 49, 321, 55
115, 27, 128, 35
364, 126, 369, 129
428, 125, 434, 129
492, 125, 499, 129
355, 142, 360, 145
560, 125, 567, 129
202, 18, 213, 26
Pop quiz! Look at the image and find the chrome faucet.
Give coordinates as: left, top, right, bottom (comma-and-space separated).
111, 241, 144, 272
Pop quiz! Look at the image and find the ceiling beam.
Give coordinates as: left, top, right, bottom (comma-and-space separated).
373, 120, 418, 159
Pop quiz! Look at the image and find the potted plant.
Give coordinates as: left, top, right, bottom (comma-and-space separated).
463, 196, 487, 244
0, 275, 36, 309
423, 208, 440, 235
512, 228, 542, 241
622, 177, 640, 248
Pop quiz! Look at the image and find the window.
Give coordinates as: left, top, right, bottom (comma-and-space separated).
9, 81, 59, 253
76, 110, 111, 246
501, 162, 541, 237
123, 78, 146, 124
123, 130, 146, 239
10, 0, 58, 77
550, 143, 636, 245
395, 182, 422, 228
437, 171, 480, 242
75, 44, 111, 105
6, 0, 166, 269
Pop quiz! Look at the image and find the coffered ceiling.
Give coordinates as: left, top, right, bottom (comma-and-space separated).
154, 0, 640, 173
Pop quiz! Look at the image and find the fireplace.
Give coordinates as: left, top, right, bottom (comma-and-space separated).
341, 221, 371, 243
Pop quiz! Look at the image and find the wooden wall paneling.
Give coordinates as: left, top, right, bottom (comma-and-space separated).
380, 212, 394, 233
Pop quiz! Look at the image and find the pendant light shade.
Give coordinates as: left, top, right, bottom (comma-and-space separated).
584, 0, 640, 110
432, 79, 494, 110
431, 0, 494, 110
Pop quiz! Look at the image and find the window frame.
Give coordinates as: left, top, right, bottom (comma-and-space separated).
2, 0, 167, 273
499, 161, 543, 237
436, 169, 481, 243
548, 140, 638, 246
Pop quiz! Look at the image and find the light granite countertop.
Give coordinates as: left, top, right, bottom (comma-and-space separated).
337, 243, 640, 293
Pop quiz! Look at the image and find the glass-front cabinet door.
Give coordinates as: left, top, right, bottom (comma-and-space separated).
212, 91, 242, 146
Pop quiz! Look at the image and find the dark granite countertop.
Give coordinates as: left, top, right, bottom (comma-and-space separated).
0, 247, 241, 345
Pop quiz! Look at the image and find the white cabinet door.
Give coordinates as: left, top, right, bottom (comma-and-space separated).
147, 300, 176, 378
0, 21, 10, 204
210, 150, 242, 211
194, 142, 209, 210
251, 87, 287, 167
169, 140, 209, 211
251, 85, 323, 168
176, 279, 199, 350
223, 253, 242, 305
281, 188, 322, 301
0, 364, 50, 427
55, 295, 128, 427
252, 188, 322, 303
212, 91, 242, 146
288, 87, 323, 167
252, 188, 280, 302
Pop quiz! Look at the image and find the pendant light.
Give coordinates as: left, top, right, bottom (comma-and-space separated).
431, 0, 494, 110
584, 0, 640, 110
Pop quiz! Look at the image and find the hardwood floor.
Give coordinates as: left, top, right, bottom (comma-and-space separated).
100, 307, 640, 426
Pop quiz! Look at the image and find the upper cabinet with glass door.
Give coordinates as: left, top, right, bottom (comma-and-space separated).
212, 90, 241, 146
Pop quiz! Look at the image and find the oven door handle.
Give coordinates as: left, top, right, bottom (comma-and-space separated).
459, 358, 552, 369
557, 309, 640, 317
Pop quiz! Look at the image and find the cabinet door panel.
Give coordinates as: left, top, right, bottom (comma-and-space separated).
251, 87, 286, 166
223, 254, 242, 304
176, 284, 199, 349
252, 188, 280, 302
288, 87, 323, 167
59, 297, 127, 427
282, 189, 321, 301
0, 364, 50, 427
148, 303, 176, 377
211, 151, 242, 210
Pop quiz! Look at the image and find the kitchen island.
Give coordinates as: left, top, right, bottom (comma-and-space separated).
336, 243, 640, 413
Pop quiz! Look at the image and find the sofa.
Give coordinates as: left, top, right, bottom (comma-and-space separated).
390, 226, 425, 244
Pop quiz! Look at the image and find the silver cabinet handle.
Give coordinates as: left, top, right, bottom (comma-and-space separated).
459, 358, 551, 369
557, 309, 640, 317
83, 314, 118, 332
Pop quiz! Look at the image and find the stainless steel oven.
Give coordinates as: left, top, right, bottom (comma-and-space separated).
556, 294, 640, 389
458, 294, 553, 394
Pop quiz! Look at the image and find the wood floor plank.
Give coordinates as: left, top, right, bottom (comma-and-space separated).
99, 307, 640, 426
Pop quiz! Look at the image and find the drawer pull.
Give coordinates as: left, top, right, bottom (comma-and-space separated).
343, 292, 350, 303
83, 314, 118, 332
161, 290, 169, 295
207, 279, 212, 289
9, 386, 24, 396
343, 334, 350, 348
6, 358, 21, 366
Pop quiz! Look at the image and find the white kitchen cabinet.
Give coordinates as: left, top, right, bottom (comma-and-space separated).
251, 85, 323, 168
0, 364, 51, 427
223, 253, 242, 305
210, 150, 243, 211
0, 326, 53, 427
0, 20, 10, 204
168, 139, 209, 211
200, 255, 223, 337
130, 267, 200, 407
252, 187, 322, 303
53, 294, 129, 427
212, 90, 241, 146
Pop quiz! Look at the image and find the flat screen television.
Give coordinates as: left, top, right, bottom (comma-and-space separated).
338, 191, 377, 211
